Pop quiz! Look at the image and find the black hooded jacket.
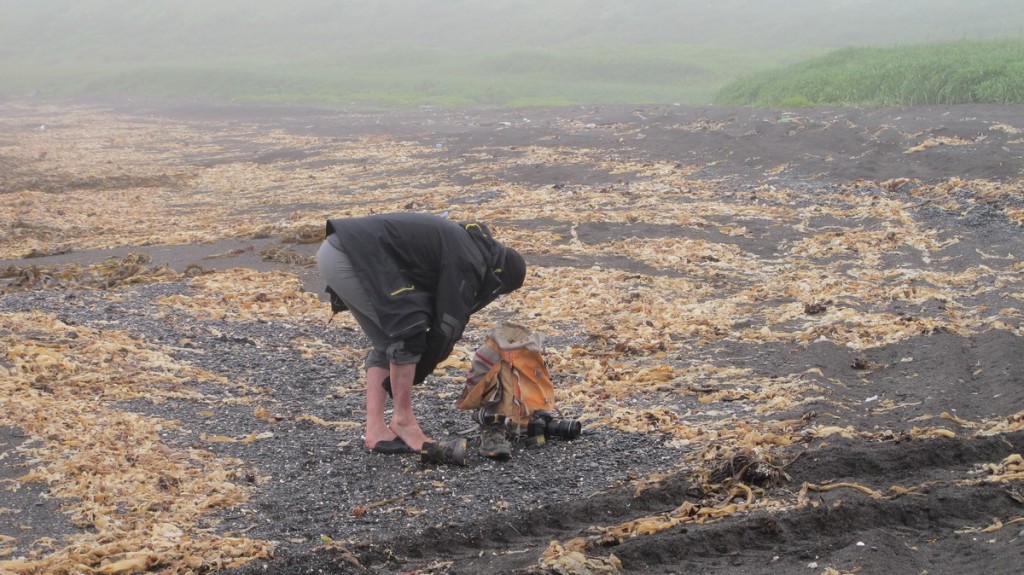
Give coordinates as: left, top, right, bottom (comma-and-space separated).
325, 213, 520, 384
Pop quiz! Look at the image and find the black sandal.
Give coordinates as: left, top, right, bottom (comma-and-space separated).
370, 438, 415, 455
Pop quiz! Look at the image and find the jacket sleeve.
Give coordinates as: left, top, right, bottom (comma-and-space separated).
413, 263, 481, 384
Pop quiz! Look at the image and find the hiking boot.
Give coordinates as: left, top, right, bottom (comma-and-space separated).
420, 438, 468, 466
479, 423, 512, 460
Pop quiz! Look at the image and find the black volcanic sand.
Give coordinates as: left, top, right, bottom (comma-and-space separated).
1, 100, 1022, 575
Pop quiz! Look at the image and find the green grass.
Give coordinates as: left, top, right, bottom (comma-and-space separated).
6, 37, 1023, 109
0, 44, 801, 108
715, 39, 1024, 107
3, 1, 1021, 108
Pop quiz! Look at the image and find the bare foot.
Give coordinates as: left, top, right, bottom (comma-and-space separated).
365, 423, 398, 450
390, 421, 432, 451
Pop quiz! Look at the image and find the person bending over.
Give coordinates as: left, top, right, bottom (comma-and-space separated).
316, 212, 526, 458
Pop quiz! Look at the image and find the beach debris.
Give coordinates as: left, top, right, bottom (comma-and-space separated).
316, 536, 362, 567
708, 451, 791, 487
0, 102, 1021, 573
1, 253, 179, 292
538, 539, 622, 574
203, 245, 254, 259
260, 245, 315, 266
0, 310, 274, 573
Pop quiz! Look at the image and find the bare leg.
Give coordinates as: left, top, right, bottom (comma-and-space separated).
364, 366, 397, 449
388, 362, 432, 450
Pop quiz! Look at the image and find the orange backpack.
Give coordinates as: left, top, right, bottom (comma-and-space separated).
455, 322, 556, 431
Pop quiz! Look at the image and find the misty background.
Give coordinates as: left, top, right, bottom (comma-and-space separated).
1, 0, 1022, 107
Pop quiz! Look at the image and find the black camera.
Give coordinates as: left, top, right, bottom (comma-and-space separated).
528, 411, 582, 441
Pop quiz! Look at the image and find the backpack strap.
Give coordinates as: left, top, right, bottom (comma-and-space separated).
324, 285, 348, 323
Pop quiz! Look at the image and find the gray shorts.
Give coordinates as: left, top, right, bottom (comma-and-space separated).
316, 240, 422, 369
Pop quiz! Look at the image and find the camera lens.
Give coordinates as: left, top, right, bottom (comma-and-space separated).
546, 419, 582, 440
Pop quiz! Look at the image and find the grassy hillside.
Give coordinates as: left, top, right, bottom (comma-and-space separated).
1, 0, 1022, 107
715, 39, 1024, 107
0, 44, 793, 107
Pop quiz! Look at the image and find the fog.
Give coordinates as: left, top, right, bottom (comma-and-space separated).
2, 0, 1020, 63
1, 0, 1021, 105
